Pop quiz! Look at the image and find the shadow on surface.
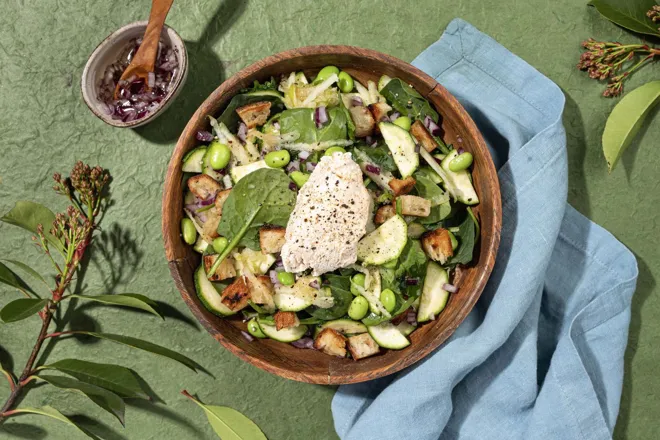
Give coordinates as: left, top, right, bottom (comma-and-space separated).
562, 91, 590, 218
0, 423, 47, 439
614, 255, 654, 439
70, 414, 128, 440
90, 223, 144, 294
0, 344, 14, 374
126, 399, 205, 438
622, 104, 659, 182
135, 0, 248, 144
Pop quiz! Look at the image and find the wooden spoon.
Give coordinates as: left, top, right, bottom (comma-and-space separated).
114, 0, 174, 99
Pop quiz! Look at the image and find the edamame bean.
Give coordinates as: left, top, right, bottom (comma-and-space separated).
277, 271, 295, 286
448, 152, 473, 172
316, 65, 340, 82
247, 318, 266, 338
350, 273, 366, 295
324, 146, 346, 156
181, 218, 197, 245
380, 289, 396, 313
348, 296, 369, 320
290, 171, 310, 187
392, 116, 412, 131
447, 230, 458, 251
338, 71, 354, 93
212, 236, 228, 254
207, 141, 231, 170
265, 150, 291, 168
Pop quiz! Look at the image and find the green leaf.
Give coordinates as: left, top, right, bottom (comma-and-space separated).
184, 391, 267, 440
307, 274, 353, 320
589, 0, 660, 37
11, 406, 101, 440
2, 259, 48, 286
35, 375, 125, 426
279, 107, 348, 144
448, 212, 478, 265
355, 145, 397, 173
217, 90, 285, 132
380, 78, 439, 123
217, 168, 296, 251
40, 359, 150, 399
603, 80, 660, 172
1, 201, 64, 252
414, 173, 450, 207
67, 332, 203, 372
69, 294, 162, 318
0, 298, 48, 323
0, 261, 34, 296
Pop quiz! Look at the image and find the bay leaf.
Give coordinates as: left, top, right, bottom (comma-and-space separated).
589, 0, 660, 37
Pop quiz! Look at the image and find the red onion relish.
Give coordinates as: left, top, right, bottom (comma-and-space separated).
97, 37, 179, 123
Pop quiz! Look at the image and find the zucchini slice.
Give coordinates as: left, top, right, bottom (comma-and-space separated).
417, 262, 450, 322
319, 319, 368, 335
182, 147, 207, 173
194, 265, 234, 317
380, 122, 419, 178
357, 215, 407, 265
367, 322, 410, 350
257, 319, 308, 342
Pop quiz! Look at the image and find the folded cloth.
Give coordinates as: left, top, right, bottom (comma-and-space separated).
332, 19, 638, 440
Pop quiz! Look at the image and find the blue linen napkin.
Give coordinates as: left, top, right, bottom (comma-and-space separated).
332, 19, 638, 440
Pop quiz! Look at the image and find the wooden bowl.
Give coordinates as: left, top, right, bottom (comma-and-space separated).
162, 46, 501, 385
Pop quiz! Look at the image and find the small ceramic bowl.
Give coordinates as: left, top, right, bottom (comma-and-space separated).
81, 21, 188, 128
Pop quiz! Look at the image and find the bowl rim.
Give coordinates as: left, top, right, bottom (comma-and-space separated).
80, 20, 188, 128
162, 45, 502, 384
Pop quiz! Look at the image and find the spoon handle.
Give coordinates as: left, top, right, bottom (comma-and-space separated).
132, 0, 174, 72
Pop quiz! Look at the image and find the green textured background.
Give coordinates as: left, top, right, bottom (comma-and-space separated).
0, 0, 658, 438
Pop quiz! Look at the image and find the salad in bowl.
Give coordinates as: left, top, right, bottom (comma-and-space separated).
179, 67, 480, 360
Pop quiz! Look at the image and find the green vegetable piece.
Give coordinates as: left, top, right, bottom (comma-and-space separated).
247, 318, 267, 338
290, 171, 310, 187
350, 273, 366, 295
325, 146, 347, 156
588, 0, 660, 38
212, 237, 228, 254
380, 289, 396, 313
207, 141, 231, 170
448, 152, 473, 171
277, 271, 295, 286
316, 65, 340, 82
265, 150, 291, 168
338, 71, 354, 93
602, 80, 660, 172
348, 296, 369, 320
382, 259, 397, 269
181, 218, 197, 245
448, 230, 458, 251
393, 116, 412, 131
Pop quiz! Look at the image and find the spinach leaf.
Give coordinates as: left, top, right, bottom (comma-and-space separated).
448, 211, 478, 265
279, 107, 348, 144
307, 274, 353, 320
355, 144, 397, 172
217, 90, 285, 132
380, 78, 439, 123
217, 168, 296, 251
394, 240, 428, 297
379, 267, 401, 295
420, 202, 452, 225
414, 173, 449, 206
339, 97, 356, 140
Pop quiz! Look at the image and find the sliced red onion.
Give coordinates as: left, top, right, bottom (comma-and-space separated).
365, 135, 373, 145
269, 270, 281, 286
365, 164, 381, 175
350, 97, 363, 107
237, 123, 248, 143
196, 130, 214, 142
414, 144, 421, 153
443, 283, 458, 293
286, 160, 300, 173
389, 111, 401, 121
147, 72, 155, 88
423, 116, 442, 136
199, 195, 216, 206
309, 279, 320, 289
457, 136, 463, 143
298, 151, 311, 160
457, 148, 465, 155
184, 203, 198, 212
305, 162, 317, 172
289, 182, 298, 191
291, 337, 315, 349
273, 121, 280, 130
197, 212, 208, 223
314, 106, 329, 128
275, 256, 284, 269
405, 277, 419, 286
406, 309, 417, 325
241, 331, 254, 342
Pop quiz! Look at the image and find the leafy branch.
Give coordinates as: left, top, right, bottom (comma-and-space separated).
578, 1, 660, 171
0, 162, 203, 437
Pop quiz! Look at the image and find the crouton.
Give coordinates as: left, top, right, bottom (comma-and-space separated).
348, 106, 375, 138
374, 205, 396, 225
368, 102, 392, 123
201, 210, 221, 240
421, 228, 454, 264
235, 101, 272, 129
259, 225, 286, 254
188, 174, 221, 200
396, 195, 431, 217
410, 120, 439, 153
203, 254, 237, 281
388, 176, 416, 196
347, 333, 380, 360
274, 311, 298, 330
314, 328, 347, 358
214, 189, 231, 215
220, 276, 250, 311
248, 275, 275, 310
